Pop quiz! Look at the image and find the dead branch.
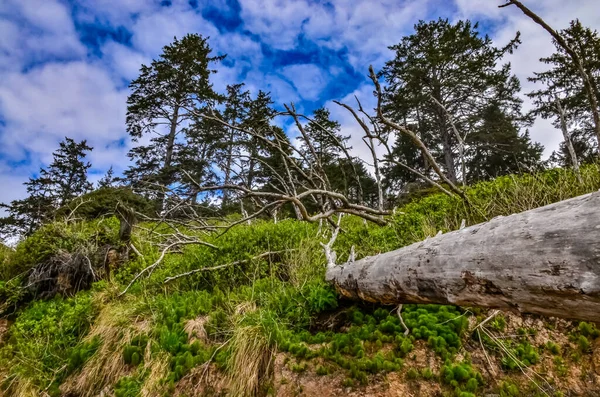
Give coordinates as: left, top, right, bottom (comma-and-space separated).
500, 0, 600, 148
163, 249, 294, 283
555, 97, 582, 182
119, 238, 218, 296
369, 65, 467, 200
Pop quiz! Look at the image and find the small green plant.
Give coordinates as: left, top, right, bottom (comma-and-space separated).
578, 322, 600, 338
577, 335, 591, 353
68, 336, 101, 372
499, 380, 520, 397
114, 376, 142, 397
441, 361, 483, 396
315, 364, 329, 376
545, 341, 561, 355
553, 356, 568, 377
406, 367, 419, 380
421, 367, 434, 380
291, 361, 308, 373
402, 304, 469, 359
501, 341, 539, 370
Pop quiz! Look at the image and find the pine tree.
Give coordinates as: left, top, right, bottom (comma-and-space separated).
0, 138, 93, 237
302, 107, 349, 167
41, 138, 93, 206
381, 18, 525, 185
466, 103, 543, 181
97, 166, 116, 189
528, 19, 600, 162
124, 34, 224, 194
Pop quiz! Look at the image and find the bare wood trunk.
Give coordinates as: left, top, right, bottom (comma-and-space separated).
326, 192, 600, 322
556, 98, 582, 183
164, 105, 179, 178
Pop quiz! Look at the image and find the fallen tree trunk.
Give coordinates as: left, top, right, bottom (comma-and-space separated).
326, 192, 600, 322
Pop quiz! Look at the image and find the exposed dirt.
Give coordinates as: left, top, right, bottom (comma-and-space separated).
169, 309, 600, 397
174, 363, 228, 397
0, 319, 9, 346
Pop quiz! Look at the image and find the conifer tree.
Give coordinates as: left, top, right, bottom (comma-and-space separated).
0, 138, 93, 236
97, 166, 116, 189
381, 18, 527, 185
124, 34, 224, 193
528, 19, 600, 162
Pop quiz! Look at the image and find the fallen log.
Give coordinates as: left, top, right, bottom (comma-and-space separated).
326, 191, 600, 322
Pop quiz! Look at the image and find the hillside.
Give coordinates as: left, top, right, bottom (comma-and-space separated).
0, 166, 599, 396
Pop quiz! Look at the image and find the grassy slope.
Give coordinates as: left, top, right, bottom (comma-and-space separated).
1, 166, 600, 396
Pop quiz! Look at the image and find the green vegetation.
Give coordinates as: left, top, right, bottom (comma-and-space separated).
1, 165, 599, 396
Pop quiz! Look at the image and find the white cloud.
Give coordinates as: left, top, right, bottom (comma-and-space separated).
281, 64, 330, 101
0, 62, 128, 167
0, 0, 86, 71
238, 0, 312, 50
101, 41, 150, 81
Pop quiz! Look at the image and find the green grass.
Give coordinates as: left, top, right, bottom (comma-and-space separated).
1, 165, 600, 395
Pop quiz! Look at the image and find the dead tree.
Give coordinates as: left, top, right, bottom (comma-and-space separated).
326, 191, 600, 322
368, 66, 467, 200
555, 97, 582, 183
500, 0, 600, 149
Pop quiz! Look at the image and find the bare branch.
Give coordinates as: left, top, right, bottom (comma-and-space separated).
368, 65, 466, 200
500, 0, 600, 148
163, 249, 294, 283
119, 238, 218, 296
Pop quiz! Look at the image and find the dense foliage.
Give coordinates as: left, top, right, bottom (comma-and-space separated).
1, 165, 599, 396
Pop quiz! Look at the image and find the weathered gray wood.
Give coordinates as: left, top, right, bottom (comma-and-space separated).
326, 192, 600, 322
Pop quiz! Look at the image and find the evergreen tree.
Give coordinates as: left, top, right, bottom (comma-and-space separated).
240, 90, 278, 190
97, 166, 116, 189
40, 138, 93, 206
218, 84, 252, 198
0, 138, 93, 237
381, 18, 526, 185
528, 19, 600, 161
302, 108, 349, 167
124, 34, 224, 193
466, 103, 543, 181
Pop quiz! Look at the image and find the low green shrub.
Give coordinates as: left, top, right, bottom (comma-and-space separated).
0, 293, 97, 395
440, 361, 483, 396
498, 380, 520, 397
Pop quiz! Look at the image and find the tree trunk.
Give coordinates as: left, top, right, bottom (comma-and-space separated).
164, 105, 179, 178
556, 97, 582, 183
326, 192, 600, 322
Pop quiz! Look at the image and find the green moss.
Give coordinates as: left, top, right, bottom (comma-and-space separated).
406, 367, 419, 380
441, 361, 483, 396
545, 341, 561, 355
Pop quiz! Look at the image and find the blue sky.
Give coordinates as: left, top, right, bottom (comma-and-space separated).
0, 0, 599, 206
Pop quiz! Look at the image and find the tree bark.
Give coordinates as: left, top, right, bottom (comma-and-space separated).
326, 192, 600, 322
556, 97, 582, 183
164, 104, 179, 178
